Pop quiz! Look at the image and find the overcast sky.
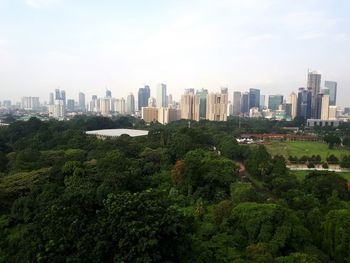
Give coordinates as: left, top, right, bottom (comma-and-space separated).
0, 0, 349, 106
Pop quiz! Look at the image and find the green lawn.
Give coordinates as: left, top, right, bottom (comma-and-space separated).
290, 170, 350, 182
264, 140, 350, 161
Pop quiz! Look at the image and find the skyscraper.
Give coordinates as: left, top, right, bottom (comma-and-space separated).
290, 92, 297, 120
197, 89, 208, 119
307, 70, 321, 117
241, 92, 249, 115
259, 95, 266, 111
324, 81, 337, 106
60, 90, 66, 109
249, 88, 260, 109
180, 90, 200, 121
126, 93, 135, 114
138, 85, 150, 111
49, 93, 54, 105
297, 88, 312, 119
206, 92, 228, 121
79, 92, 85, 111
268, 95, 284, 111
67, 99, 75, 112
156, 83, 167, 107
106, 89, 112, 98
321, 95, 330, 120
233, 91, 241, 116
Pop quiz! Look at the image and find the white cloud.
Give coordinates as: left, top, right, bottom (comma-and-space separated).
25, 0, 59, 8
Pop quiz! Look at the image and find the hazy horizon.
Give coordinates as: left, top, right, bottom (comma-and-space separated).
0, 0, 349, 106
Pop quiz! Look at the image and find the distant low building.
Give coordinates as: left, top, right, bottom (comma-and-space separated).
307, 119, 342, 128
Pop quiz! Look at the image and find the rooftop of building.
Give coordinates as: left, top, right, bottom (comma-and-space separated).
86, 128, 149, 138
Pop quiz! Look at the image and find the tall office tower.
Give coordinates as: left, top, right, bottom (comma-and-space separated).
321, 87, 330, 95
206, 92, 228, 121
228, 101, 234, 116
106, 89, 112, 98
67, 99, 75, 112
148, 97, 156, 107
142, 107, 159, 123
268, 95, 284, 111
290, 92, 298, 120
2, 100, 11, 108
167, 94, 173, 107
321, 95, 330, 120
324, 81, 337, 106
79, 92, 85, 111
138, 85, 151, 111
307, 70, 321, 117
297, 88, 312, 119
60, 90, 66, 109
249, 88, 260, 109
156, 83, 167, 107
259, 95, 266, 111
284, 103, 292, 119
241, 92, 250, 115
55, 89, 61, 100
233, 91, 241, 116
100, 98, 111, 116
21, 97, 40, 110
180, 90, 200, 121
49, 93, 54, 105
329, 106, 337, 120
315, 94, 324, 119
197, 88, 208, 119
89, 95, 98, 112
126, 93, 135, 114
117, 98, 126, 114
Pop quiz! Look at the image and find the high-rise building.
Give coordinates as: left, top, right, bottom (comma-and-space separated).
138, 85, 150, 111
297, 88, 312, 119
100, 98, 111, 116
89, 95, 98, 112
60, 90, 66, 109
180, 89, 200, 121
324, 81, 337, 106
21, 97, 40, 110
49, 93, 54, 105
316, 94, 324, 119
115, 98, 126, 114
167, 94, 173, 107
55, 89, 61, 100
290, 92, 298, 120
67, 99, 75, 112
241, 92, 250, 115
268, 95, 284, 111
307, 70, 321, 117
321, 95, 330, 120
142, 107, 159, 123
79, 92, 85, 111
126, 93, 135, 114
206, 92, 228, 121
106, 89, 112, 98
329, 106, 337, 120
259, 95, 266, 111
249, 88, 260, 109
148, 97, 156, 107
156, 83, 167, 107
233, 91, 241, 116
197, 89, 208, 119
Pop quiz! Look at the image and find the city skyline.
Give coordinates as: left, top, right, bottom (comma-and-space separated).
0, 0, 349, 106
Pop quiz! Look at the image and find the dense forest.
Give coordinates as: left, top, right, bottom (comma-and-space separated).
0, 116, 350, 263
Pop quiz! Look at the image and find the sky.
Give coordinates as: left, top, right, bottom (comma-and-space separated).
0, 0, 349, 106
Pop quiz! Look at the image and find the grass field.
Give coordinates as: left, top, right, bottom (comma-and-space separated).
290, 170, 350, 182
264, 140, 350, 161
